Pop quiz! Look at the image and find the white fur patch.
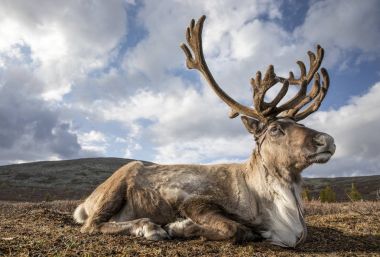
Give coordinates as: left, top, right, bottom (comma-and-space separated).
264, 183, 305, 247
128, 219, 169, 240
73, 204, 87, 224
165, 219, 187, 236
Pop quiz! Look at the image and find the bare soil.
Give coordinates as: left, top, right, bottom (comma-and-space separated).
0, 201, 379, 257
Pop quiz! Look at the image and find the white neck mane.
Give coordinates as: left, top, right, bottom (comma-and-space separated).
246, 155, 307, 248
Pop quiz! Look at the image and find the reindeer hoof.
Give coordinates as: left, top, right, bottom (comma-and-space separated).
80, 225, 98, 234
232, 225, 259, 244
145, 227, 171, 241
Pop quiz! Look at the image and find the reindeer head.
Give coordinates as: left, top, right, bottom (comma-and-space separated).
181, 16, 335, 172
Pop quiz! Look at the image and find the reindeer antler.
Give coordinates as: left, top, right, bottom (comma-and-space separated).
180, 16, 263, 120
181, 15, 329, 123
276, 45, 330, 121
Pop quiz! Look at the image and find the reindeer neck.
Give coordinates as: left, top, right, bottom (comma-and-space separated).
246, 150, 302, 187
244, 150, 307, 246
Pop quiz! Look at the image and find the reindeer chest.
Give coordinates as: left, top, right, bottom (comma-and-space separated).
226, 174, 262, 225
260, 186, 307, 247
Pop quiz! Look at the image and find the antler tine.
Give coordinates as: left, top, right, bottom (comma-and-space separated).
263, 80, 289, 116
275, 80, 308, 113
250, 71, 261, 111
181, 15, 265, 122
284, 72, 321, 117
296, 61, 307, 81
305, 45, 324, 83
307, 50, 316, 69
269, 45, 328, 120
251, 65, 288, 116
277, 45, 325, 86
293, 68, 329, 121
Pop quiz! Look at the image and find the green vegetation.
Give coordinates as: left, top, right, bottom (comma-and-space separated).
347, 182, 362, 201
301, 187, 311, 201
320, 185, 336, 203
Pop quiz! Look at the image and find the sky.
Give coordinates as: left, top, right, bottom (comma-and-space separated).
0, 0, 379, 178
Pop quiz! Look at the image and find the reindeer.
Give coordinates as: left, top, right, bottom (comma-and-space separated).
73, 16, 335, 248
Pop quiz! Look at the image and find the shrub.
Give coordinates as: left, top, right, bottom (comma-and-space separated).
347, 182, 362, 201
320, 185, 336, 203
302, 187, 311, 201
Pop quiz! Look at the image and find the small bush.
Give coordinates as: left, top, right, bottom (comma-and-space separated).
320, 185, 336, 203
302, 187, 311, 201
347, 182, 362, 201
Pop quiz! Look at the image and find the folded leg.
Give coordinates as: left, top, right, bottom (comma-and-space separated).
179, 197, 261, 243
98, 218, 169, 241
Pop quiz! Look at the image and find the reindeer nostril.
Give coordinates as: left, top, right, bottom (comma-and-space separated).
313, 134, 327, 147
316, 141, 324, 146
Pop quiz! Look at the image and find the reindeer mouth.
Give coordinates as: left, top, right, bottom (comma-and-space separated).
308, 151, 333, 164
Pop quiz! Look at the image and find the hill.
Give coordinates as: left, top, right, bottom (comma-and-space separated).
304, 176, 380, 201
0, 158, 379, 202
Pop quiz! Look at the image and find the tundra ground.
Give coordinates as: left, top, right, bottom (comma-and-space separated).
0, 201, 379, 257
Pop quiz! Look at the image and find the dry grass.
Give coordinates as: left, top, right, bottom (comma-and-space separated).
305, 200, 380, 215
0, 201, 379, 257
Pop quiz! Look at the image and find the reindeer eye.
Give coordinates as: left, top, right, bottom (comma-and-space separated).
269, 126, 283, 136
269, 126, 279, 134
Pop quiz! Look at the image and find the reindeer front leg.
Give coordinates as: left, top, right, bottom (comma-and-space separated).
177, 197, 261, 243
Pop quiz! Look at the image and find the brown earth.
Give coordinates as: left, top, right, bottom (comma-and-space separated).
0, 201, 379, 257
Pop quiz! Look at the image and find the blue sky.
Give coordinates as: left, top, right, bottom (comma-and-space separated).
0, 0, 379, 177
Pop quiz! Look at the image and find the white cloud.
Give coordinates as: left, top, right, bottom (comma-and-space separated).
0, 0, 127, 100
79, 130, 106, 143
299, 0, 380, 52
124, 142, 141, 159
123, 0, 284, 94
115, 137, 128, 143
154, 136, 252, 164
0, 63, 85, 164
83, 83, 252, 164
77, 130, 108, 154
294, 0, 380, 67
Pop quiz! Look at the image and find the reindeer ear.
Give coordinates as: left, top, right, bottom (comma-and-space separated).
241, 116, 261, 135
